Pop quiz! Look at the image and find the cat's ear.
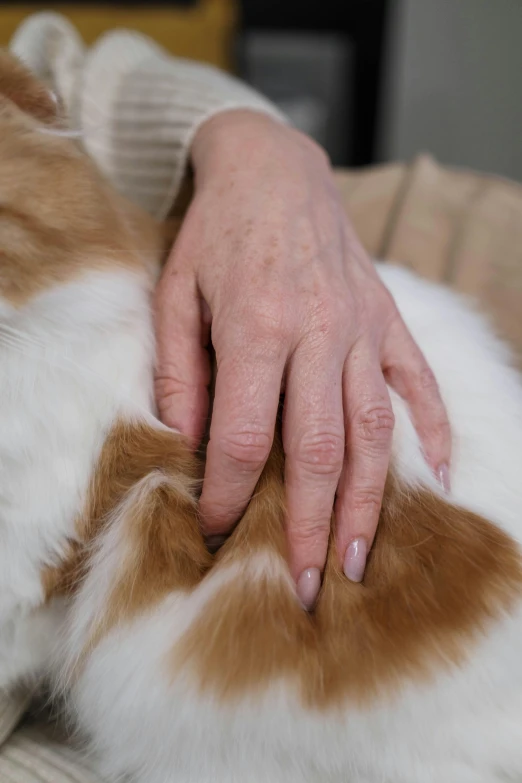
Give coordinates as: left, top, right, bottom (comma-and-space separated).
0, 50, 58, 124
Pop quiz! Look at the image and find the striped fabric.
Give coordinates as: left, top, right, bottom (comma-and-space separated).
0, 690, 32, 748
0, 721, 101, 783
335, 155, 522, 355
9, 11, 286, 220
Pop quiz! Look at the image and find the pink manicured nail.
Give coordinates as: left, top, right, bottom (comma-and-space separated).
343, 538, 367, 583
296, 568, 321, 611
437, 462, 451, 493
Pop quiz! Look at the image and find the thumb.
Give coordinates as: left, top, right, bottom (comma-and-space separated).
154, 267, 211, 445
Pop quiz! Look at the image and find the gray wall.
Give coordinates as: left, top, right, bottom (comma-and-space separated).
379, 0, 522, 181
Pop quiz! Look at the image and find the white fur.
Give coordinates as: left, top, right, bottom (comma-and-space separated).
2, 262, 522, 782
0, 268, 154, 685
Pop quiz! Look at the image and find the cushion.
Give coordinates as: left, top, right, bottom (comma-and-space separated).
336, 154, 522, 355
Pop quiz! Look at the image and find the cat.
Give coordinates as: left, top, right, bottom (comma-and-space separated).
1, 50, 522, 783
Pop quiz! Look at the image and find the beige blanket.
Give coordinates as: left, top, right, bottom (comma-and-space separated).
338, 154, 522, 354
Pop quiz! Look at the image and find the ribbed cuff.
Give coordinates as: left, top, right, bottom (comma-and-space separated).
80, 31, 288, 219
10, 13, 288, 220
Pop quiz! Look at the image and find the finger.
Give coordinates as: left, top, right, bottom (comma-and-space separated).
335, 347, 394, 583
283, 348, 345, 610
382, 315, 451, 491
154, 265, 211, 445
199, 331, 286, 537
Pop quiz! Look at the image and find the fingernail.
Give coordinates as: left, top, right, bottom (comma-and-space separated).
437, 462, 451, 494
296, 568, 321, 611
343, 538, 367, 583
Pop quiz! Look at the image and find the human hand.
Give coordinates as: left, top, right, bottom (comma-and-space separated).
154, 110, 451, 609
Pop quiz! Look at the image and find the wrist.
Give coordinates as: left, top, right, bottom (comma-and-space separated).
191, 109, 329, 184
191, 110, 282, 174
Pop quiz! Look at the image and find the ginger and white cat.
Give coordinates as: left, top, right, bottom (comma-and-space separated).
1, 51, 522, 783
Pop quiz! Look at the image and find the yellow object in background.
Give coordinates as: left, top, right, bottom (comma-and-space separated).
0, 0, 238, 71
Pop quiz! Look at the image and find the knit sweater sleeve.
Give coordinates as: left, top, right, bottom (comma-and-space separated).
10, 12, 287, 219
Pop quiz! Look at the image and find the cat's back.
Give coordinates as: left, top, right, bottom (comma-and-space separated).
132, 264, 522, 783
0, 270, 153, 604
378, 261, 522, 542
0, 52, 161, 629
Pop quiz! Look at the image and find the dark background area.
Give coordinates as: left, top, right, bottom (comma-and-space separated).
1, 0, 522, 179
238, 0, 389, 167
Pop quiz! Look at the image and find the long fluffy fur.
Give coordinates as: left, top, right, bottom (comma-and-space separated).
2, 52, 522, 783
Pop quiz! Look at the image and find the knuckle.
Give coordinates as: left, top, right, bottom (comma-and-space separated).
248, 299, 289, 343
154, 373, 191, 402
292, 428, 345, 477
417, 366, 439, 394
310, 291, 348, 340
354, 405, 395, 444
201, 498, 244, 531
154, 374, 180, 400
350, 485, 384, 517
289, 517, 332, 549
219, 429, 273, 472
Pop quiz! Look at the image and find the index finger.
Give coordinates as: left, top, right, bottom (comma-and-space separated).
199, 335, 286, 537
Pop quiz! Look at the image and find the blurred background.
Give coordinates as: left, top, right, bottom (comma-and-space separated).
1, 0, 521, 180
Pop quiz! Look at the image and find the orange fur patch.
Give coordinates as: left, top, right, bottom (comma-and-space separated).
172, 434, 522, 707
47, 418, 522, 708
0, 49, 58, 124
0, 51, 170, 305
44, 419, 211, 606
43, 419, 210, 669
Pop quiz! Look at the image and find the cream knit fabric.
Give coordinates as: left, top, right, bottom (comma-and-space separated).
9, 11, 286, 219
0, 10, 285, 761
